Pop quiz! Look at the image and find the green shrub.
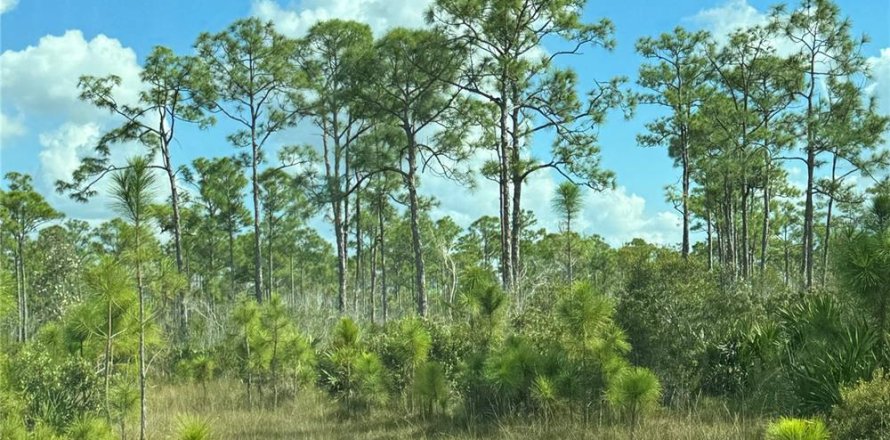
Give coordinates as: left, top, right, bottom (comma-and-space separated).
831, 369, 890, 439
177, 414, 213, 440
65, 417, 114, 440
320, 317, 387, 414
6, 345, 102, 430
371, 317, 431, 393
607, 367, 662, 435
412, 361, 448, 417
765, 417, 829, 440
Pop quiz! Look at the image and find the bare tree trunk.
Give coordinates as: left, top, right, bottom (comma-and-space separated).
268, 214, 274, 300
136, 228, 147, 440
406, 140, 427, 317
369, 235, 378, 324
681, 140, 690, 259
802, 66, 817, 290
497, 88, 513, 290
509, 86, 522, 285
354, 189, 362, 315
250, 126, 264, 302
706, 208, 714, 271
104, 298, 113, 424
821, 154, 839, 287
760, 156, 771, 276
378, 193, 388, 323
741, 180, 750, 279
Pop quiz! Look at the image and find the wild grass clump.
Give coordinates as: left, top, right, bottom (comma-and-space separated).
765, 417, 829, 440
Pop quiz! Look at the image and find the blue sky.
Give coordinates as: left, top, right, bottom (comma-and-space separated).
1, 0, 888, 246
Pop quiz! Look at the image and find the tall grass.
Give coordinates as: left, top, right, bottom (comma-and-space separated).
150, 379, 765, 439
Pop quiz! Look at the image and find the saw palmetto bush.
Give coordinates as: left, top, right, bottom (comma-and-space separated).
780, 293, 880, 413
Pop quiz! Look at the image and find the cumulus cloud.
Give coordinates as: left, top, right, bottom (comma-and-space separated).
688, 0, 767, 41
37, 122, 103, 190
0, 111, 25, 142
37, 122, 113, 219
421, 149, 681, 246
0, 29, 149, 219
867, 48, 890, 116
0, 0, 18, 14
580, 187, 682, 246
37, 122, 153, 220
251, 0, 431, 37
0, 30, 142, 124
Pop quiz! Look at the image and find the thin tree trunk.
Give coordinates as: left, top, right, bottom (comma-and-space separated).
136, 227, 147, 440
406, 139, 427, 317
706, 208, 714, 271
802, 64, 817, 290
379, 193, 388, 323
369, 234, 378, 324
509, 85, 522, 285
354, 189, 362, 315
821, 153, 839, 287
497, 87, 513, 290
104, 297, 113, 425
760, 155, 771, 275
741, 180, 750, 279
681, 139, 690, 259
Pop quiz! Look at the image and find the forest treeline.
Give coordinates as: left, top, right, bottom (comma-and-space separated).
2, 0, 890, 439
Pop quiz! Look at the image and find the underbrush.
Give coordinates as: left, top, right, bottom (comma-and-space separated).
150, 379, 764, 439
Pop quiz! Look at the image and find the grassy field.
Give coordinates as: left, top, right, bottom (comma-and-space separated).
149, 379, 765, 439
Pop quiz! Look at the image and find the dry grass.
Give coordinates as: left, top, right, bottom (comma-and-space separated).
148, 380, 765, 439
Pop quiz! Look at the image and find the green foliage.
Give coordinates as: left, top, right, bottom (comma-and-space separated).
765, 417, 829, 440
830, 369, 890, 439
65, 417, 114, 440
412, 361, 448, 417
5, 345, 102, 430
607, 367, 662, 430
320, 317, 387, 414
371, 317, 432, 394
108, 379, 139, 436
781, 294, 879, 413
177, 415, 213, 440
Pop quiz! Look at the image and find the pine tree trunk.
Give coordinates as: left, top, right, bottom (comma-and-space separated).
136, 227, 147, 440
406, 138, 427, 317
497, 86, 513, 290
379, 193, 388, 323
821, 153, 839, 287
251, 141, 264, 303
681, 138, 690, 259
760, 157, 771, 275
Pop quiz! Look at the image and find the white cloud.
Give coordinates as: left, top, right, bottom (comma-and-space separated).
0, 111, 25, 142
581, 186, 681, 246
251, 0, 431, 37
0, 0, 18, 14
422, 149, 681, 247
37, 122, 151, 220
868, 48, 890, 116
0, 30, 142, 124
686, 0, 797, 57
37, 122, 112, 219
38, 122, 103, 190
0, 30, 151, 219
688, 0, 767, 43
